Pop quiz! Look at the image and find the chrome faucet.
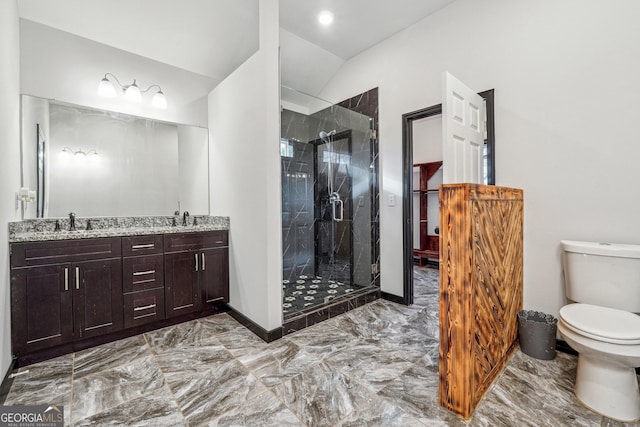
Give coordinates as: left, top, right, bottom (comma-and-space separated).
69, 212, 76, 231
182, 211, 190, 226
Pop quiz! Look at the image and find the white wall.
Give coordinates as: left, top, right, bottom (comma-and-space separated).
20, 19, 212, 127
0, 0, 21, 377
413, 115, 442, 164
208, 0, 282, 331
320, 0, 640, 317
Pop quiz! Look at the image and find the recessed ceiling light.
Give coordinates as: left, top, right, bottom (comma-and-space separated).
317, 10, 334, 26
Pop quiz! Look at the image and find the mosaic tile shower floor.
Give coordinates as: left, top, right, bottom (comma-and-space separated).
2, 266, 638, 426
282, 274, 367, 318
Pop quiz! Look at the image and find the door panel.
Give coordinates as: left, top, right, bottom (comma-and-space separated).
316, 136, 352, 283
165, 251, 200, 317
200, 248, 229, 304
75, 259, 123, 338
281, 140, 314, 280
11, 264, 73, 354
443, 72, 485, 184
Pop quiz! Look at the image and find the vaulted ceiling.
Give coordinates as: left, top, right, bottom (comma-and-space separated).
17, 0, 455, 98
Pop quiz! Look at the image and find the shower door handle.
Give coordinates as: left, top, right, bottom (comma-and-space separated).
332, 199, 344, 222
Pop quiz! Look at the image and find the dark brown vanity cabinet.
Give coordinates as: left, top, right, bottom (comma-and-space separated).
10, 238, 123, 356
164, 231, 229, 318
10, 230, 229, 365
122, 235, 165, 328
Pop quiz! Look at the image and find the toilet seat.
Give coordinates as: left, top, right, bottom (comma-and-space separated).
559, 303, 640, 345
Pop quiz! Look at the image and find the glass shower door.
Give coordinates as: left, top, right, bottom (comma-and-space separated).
316, 132, 352, 285
280, 86, 376, 319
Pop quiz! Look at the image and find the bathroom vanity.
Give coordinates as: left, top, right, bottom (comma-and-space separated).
9, 216, 229, 366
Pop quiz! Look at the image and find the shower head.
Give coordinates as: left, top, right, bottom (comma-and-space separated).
319, 130, 336, 142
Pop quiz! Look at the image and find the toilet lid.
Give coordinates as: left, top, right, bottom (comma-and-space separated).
560, 304, 640, 344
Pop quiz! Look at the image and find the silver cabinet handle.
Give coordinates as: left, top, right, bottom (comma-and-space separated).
132, 243, 155, 249
134, 304, 156, 312
201, 253, 206, 270
195, 253, 199, 271
75, 266, 80, 290
64, 267, 69, 291
133, 270, 156, 276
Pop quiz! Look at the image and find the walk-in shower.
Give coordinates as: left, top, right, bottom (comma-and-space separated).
280, 86, 379, 320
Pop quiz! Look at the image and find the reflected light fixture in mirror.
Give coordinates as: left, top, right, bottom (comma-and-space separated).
98, 73, 167, 109
62, 147, 99, 158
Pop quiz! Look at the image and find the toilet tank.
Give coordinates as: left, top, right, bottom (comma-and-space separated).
561, 240, 640, 313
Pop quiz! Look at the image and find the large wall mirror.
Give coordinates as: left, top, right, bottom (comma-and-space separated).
21, 95, 210, 219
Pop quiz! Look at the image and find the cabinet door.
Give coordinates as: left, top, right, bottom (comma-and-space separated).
200, 248, 229, 304
73, 259, 123, 339
165, 252, 201, 317
11, 264, 73, 355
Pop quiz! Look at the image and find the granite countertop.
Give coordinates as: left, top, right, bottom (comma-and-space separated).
9, 215, 230, 243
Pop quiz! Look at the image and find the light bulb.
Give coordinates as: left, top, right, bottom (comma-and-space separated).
98, 77, 116, 97
152, 90, 167, 109
125, 81, 142, 103
318, 10, 334, 26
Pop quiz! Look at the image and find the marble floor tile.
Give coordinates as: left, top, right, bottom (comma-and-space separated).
284, 324, 360, 359
377, 357, 460, 426
197, 312, 249, 334
71, 354, 166, 423
214, 323, 271, 358
71, 387, 185, 427
404, 307, 440, 340
153, 343, 235, 387
239, 339, 323, 388
144, 319, 223, 353
73, 335, 151, 380
272, 362, 374, 427
169, 359, 269, 425
471, 350, 603, 427
211, 389, 304, 427
325, 301, 420, 343
3, 354, 73, 422
325, 343, 414, 392
337, 395, 425, 427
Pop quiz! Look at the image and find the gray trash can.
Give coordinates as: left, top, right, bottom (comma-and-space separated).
517, 310, 558, 360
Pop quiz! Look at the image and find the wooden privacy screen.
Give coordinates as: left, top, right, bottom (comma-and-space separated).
438, 184, 523, 419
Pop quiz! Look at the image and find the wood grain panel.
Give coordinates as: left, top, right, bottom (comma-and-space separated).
439, 184, 523, 419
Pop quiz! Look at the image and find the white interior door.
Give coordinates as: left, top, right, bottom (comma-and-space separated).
442, 72, 485, 184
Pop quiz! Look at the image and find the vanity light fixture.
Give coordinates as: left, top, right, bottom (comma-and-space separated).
98, 73, 167, 109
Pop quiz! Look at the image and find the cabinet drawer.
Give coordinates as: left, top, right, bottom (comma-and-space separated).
122, 235, 163, 256
123, 289, 165, 328
164, 231, 228, 253
122, 255, 164, 293
11, 237, 121, 267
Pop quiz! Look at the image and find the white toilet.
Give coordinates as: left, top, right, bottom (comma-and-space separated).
559, 240, 640, 422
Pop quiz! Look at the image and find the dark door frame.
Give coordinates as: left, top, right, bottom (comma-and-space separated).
401, 89, 495, 305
